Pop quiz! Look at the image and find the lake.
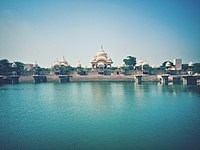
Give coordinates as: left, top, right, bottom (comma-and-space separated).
0, 82, 200, 150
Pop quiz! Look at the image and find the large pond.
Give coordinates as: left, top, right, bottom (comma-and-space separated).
0, 82, 200, 150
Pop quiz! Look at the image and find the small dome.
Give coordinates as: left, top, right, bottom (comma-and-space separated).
188, 61, 193, 67
11, 63, 17, 68
96, 51, 107, 57
60, 62, 68, 66
120, 63, 125, 68
96, 46, 108, 57
54, 61, 60, 66
138, 59, 143, 64
135, 59, 143, 66
166, 62, 171, 67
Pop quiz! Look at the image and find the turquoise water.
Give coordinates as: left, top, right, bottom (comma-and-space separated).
0, 82, 200, 150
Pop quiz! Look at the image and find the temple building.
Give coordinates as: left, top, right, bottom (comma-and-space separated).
53, 57, 69, 68
52, 57, 69, 75
188, 61, 193, 75
90, 46, 113, 74
135, 59, 150, 74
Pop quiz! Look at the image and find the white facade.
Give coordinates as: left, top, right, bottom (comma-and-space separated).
173, 59, 182, 70
91, 46, 113, 69
24, 64, 34, 71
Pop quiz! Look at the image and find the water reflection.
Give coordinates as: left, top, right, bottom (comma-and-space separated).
158, 84, 200, 96
0, 82, 200, 150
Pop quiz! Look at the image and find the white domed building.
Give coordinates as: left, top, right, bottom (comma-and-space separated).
52, 57, 69, 75
91, 46, 113, 74
53, 57, 69, 68
135, 59, 150, 74
188, 61, 193, 75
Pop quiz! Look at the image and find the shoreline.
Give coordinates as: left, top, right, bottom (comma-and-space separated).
19, 75, 159, 83
2, 74, 198, 84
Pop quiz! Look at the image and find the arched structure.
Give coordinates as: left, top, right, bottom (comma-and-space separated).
52, 56, 69, 75
90, 46, 113, 74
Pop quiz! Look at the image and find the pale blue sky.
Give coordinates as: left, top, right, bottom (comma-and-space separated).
0, 0, 199, 67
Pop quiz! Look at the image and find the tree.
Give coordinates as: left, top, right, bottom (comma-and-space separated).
14, 61, 24, 75
123, 56, 136, 70
182, 64, 188, 71
193, 63, 200, 73
61, 66, 74, 75
0, 59, 11, 75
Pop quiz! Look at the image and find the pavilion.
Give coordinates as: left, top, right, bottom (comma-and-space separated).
90, 46, 113, 75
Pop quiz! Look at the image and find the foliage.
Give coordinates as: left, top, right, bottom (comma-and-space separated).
60, 66, 74, 75
0, 59, 11, 75
14, 61, 24, 75
193, 63, 200, 73
123, 56, 136, 70
182, 64, 188, 71
143, 64, 150, 70
111, 67, 117, 70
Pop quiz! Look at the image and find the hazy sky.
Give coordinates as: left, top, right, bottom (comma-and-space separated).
0, 0, 199, 67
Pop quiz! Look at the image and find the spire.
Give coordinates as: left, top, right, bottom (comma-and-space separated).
100, 45, 104, 52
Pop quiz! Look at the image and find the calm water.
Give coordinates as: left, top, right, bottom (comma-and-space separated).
0, 82, 200, 150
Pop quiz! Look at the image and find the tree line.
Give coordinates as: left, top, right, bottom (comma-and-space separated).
0, 58, 200, 75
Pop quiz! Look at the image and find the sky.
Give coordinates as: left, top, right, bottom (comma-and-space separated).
0, 0, 200, 67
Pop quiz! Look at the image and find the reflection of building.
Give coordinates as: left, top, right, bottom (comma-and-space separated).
174, 59, 182, 70
90, 46, 113, 74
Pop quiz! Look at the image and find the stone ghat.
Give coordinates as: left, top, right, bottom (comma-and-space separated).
71, 75, 134, 82
19, 75, 159, 83
8, 75, 200, 85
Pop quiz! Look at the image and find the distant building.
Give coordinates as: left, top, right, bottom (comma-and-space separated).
24, 64, 34, 71
53, 57, 69, 68
90, 46, 113, 74
174, 59, 182, 70
52, 57, 69, 75
188, 61, 193, 75
135, 59, 150, 74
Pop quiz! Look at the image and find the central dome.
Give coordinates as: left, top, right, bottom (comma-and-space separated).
91, 46, 113, 69
96, 47, 107, 57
